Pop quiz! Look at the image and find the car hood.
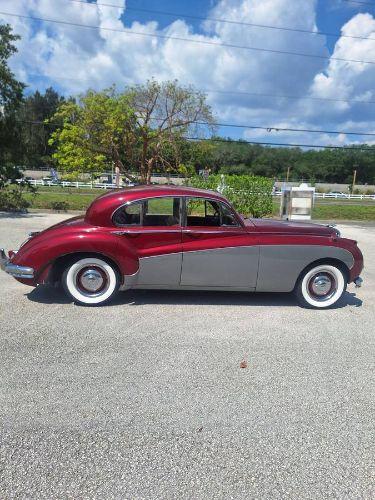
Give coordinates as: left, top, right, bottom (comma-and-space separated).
245, 218, 338, 237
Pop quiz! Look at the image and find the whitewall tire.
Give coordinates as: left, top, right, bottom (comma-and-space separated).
295, 264, 347, 309
62, 257, 120, 305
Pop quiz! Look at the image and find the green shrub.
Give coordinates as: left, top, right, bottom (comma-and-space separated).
0, 187, 30, 212
187, 174, 273, 218
220, 164, 251, 175
49, 200, 69, 211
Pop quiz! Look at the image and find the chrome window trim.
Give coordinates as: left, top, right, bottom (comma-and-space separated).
112, 195, 183, 228
111, 194, 242, 228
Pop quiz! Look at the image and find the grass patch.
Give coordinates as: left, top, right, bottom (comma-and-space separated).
25, 191, 98, 210
312, 204, 375, 221
272, 202, 375, 220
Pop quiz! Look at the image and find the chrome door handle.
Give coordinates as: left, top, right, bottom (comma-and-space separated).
183, 230, 201, 238
112, 230, 140, 237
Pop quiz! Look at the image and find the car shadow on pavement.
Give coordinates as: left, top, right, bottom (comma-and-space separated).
26, 285, 362, 309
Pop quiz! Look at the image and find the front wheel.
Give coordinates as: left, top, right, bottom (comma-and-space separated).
62, 257, 120, 305
295, 264, 347, 309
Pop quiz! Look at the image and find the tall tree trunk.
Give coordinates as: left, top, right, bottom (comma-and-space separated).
146, 158, 154, 185
112, 147, 137, 183
140, 139, 149, 184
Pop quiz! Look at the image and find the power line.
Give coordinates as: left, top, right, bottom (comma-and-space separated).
197, 121, 375, 137
2, 10, 375, 66
25, 72, 375, 107
342, 0, 375, 6
17, 117, 375, 137
63, 0, 375, 42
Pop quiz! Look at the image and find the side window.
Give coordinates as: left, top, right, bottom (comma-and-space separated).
143, 197, 180, 226
185, 198, 239, 227
186, 198, 221, 227
113, 198, 181, 227
113, 201, 142, 226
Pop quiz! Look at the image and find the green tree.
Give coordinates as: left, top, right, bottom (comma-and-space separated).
49, 87, 137, 180
50, 80, 215, 184
17, 87, 66, 167
0, 24, 25, 169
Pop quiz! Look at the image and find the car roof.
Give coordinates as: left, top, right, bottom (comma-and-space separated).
85, 184, 230, 226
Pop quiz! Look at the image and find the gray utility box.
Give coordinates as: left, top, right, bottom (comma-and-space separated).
280, 183, 316, 221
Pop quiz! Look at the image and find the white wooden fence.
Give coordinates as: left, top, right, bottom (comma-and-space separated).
18, 179, 375, 200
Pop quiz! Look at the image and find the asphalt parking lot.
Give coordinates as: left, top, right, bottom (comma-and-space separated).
0, 212, 374, 499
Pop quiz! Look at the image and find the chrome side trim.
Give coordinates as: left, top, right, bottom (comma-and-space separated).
183, 229, 242, 235
112, 229, 182, 235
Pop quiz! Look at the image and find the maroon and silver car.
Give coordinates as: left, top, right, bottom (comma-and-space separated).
0, 186, 364, 308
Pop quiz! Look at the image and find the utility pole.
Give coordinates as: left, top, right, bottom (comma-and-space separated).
286, 166, 291, 183
352, 168, 357, 194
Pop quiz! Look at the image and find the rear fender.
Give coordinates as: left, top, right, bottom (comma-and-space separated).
12, 232, 139, 283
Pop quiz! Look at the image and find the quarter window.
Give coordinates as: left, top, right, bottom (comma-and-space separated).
113, 201, 142, 225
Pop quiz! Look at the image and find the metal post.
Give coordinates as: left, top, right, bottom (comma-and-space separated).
352, 169, 357, 194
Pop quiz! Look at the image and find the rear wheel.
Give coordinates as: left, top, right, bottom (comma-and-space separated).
62, 257, 120, 305
295, 264, 347, 309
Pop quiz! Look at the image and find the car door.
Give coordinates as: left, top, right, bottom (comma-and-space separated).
180, 197, 259, 289
112, 196, 183, 286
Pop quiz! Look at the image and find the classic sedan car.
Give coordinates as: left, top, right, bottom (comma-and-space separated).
0, 186, 363, 308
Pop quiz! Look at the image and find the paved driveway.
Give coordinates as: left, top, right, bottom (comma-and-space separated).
0, 213, 374, 499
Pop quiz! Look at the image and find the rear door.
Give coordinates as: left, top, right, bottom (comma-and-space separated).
180, 197, 259, 289
113, 196, 182, 286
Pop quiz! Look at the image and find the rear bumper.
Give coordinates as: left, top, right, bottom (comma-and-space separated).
0, 249, 34, 279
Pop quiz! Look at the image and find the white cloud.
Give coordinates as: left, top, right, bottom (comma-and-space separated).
1, 0, 374, 146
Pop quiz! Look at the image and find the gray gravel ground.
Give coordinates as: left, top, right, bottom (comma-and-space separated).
0, 212, 374, 499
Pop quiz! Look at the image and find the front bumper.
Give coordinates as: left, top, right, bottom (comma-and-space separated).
354, 277, 363, 288
0, 248, 34, 279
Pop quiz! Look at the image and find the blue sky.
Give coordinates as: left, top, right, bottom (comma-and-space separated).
1, 0, 375, 147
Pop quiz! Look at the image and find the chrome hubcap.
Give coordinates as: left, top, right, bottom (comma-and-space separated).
80, 269, 104, 292
75, 265, 109, 296
308, 272, 336, 301
311, 275, 332, 296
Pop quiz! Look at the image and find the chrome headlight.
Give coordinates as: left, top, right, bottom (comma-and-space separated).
327, 224, 341, 238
